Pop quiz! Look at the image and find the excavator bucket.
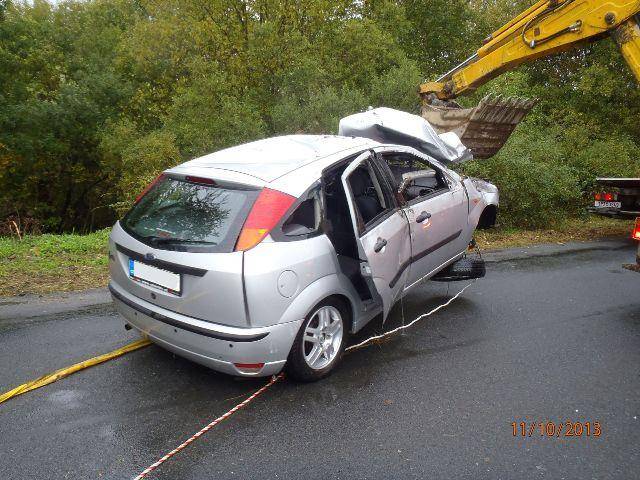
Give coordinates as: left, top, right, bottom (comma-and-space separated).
421, 94, 536, 159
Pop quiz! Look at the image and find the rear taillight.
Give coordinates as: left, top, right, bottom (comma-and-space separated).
235, 188, 296, 251
633, 218, 640, 241
595, 192, 617, 201
135, 173, 165, 204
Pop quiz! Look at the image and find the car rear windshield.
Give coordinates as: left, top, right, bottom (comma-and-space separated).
121, 176, 258, 252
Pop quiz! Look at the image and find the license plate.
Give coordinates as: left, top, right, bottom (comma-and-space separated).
594, 201, 621, 209
129, 259, 181, 295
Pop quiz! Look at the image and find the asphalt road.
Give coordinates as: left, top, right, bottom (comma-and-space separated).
1, 243, 639, 479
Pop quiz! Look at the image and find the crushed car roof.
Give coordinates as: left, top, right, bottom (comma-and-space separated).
339, 107, 472, 164
179, 135, 379, 182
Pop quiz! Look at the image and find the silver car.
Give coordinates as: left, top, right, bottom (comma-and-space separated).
108, 135, 497, 381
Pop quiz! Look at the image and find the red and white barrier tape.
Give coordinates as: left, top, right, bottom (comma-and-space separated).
345, 280, 474, 352
133, 281, 472, 478
133, 372, 284, 480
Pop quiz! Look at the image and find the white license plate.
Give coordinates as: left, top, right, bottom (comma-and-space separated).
594, 201, 621, 209
129, 259, 181, 294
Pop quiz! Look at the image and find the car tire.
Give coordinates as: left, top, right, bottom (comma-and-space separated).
431, 258, 486, 282
285, 297, 350, 382
477, 206, 497, 229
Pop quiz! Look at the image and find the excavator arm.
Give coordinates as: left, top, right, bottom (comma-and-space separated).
420, 0, 640, 158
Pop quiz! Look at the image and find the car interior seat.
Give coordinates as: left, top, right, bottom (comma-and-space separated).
349, 168, 383, 224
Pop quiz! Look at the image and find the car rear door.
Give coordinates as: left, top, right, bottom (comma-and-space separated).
341, 152, 411, 320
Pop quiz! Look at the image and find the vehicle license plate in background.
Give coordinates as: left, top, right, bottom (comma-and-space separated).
594, 201, 621, 209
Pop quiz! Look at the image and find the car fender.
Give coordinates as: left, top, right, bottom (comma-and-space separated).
463, 178, 485, 229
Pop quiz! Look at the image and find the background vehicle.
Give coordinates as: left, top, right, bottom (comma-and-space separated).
589, 177, 640, 270
589, 178, 640, 218
109, 135, 494, 380
419, 0, 640, 159
625, 217, 640, 272
636, 217, 640, 265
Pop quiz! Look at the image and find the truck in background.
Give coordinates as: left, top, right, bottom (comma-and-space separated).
588, 178, 640, 272
588, 178, 640, 219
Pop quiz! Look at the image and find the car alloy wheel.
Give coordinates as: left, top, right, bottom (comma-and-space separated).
302, 305, 344, 370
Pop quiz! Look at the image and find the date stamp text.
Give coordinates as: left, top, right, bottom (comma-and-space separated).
511, 420, 601, 438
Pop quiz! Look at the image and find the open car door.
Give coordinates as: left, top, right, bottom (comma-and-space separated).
341, 151, 411, 320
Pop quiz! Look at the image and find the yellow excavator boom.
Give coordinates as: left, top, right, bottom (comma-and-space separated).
420, 1, 640, 158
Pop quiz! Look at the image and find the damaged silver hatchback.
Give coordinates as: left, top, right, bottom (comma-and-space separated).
109, 129, 498, 381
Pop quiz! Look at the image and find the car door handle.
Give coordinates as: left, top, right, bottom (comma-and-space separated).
416, 211, 432, 223
374, 237, 387, 253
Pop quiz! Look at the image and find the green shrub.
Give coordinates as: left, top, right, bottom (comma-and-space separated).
3, 0, 640, 234
461, 127, 583, 228
464, 157, 582, 228
122, 131, 180, 198
367, 59, 423, 113
164, 70, 267, 159
271, 86, 369, 135
563, 131, 640, 192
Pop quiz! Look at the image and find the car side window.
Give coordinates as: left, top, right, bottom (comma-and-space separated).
347, 159, 394, 233
281, 189, 321, 237
381, 152, 449, 203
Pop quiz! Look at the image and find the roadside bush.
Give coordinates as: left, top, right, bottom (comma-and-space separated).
3, 0, 640, 233
461, 127, 582, 228
271, 86, 369, 135
270, 59, 422, 135
563, 131, 640, 192
368, 59, 423, 113
164, 68, 267, 159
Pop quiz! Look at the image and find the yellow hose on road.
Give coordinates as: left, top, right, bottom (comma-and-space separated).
0, 338, 151, 405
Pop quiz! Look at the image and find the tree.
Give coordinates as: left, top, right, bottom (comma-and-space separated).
1, 0, 639, 231
0, 0, 139, 231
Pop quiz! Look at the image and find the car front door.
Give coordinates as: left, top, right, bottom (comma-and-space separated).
341, 152, 411, 320
376, 148, 468, 290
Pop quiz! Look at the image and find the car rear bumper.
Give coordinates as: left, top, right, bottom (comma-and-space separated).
109, 281, 302, 377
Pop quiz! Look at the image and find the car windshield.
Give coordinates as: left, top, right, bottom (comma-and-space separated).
121, 176, 258, 252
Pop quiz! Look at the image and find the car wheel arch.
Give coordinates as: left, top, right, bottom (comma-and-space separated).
321, 294, 353, 327
477, 205, 497, 229
276, 274, 360, 331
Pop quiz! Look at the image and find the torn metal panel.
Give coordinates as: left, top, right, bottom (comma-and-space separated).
338, 107, 472, 164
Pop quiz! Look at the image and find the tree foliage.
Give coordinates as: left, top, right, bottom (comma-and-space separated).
1, 0, 639, 231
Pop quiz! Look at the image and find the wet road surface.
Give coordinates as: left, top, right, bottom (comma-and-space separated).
1, 245, 639, 479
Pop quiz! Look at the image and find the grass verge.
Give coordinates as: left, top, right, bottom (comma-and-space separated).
0, 216, 635, 297
475, 216, 634, 250
0, 229, 110, 297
